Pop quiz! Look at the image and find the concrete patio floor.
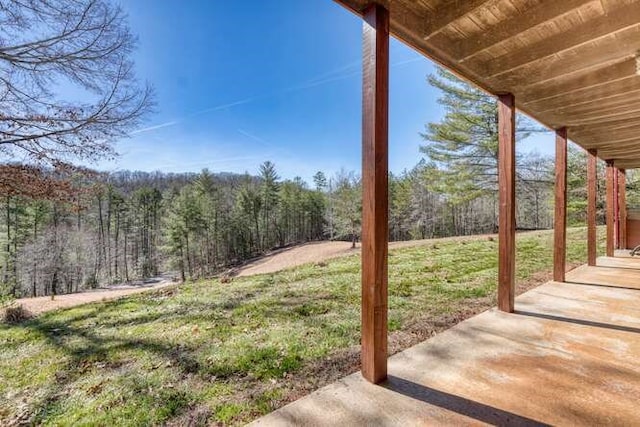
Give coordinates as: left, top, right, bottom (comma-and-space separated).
250, 256, 640, 426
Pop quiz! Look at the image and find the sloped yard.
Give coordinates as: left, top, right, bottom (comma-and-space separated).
0, 228, 604, 426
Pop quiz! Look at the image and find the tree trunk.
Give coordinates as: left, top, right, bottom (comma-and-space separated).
185, 232, 192, 280
4, 196, 11, 288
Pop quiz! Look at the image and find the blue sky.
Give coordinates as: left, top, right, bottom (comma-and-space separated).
99, 0, 555, 182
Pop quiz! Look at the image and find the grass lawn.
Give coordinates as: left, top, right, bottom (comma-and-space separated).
0, 227, 605, 426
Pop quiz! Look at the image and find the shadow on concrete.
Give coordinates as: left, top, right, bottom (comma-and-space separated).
516, 310, 640, 334
382, 376, 550, 427
565, 280, 640, 291
591, 265, 640, 272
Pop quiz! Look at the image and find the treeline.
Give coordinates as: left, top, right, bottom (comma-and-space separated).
2, 67, 636, 299
0, 146, 621, 299
0, 164, 328, 298
163, 162, 327, 281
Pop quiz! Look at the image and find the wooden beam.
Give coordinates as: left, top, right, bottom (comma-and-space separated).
554, 128, 568, 282
580, 144, 640, 155
421, 0, 491, 40
331, 0, 498, 102
546, 90, 640, 116
614, 159, 640, 170
574, 140, 640, 155
587, 149, 598, 266
361, 2, 389, 385
585, 135, 640, 146
489, 26, 640, 89
611, 158, 640, 170
570, 116, 640, 136
573, 125, 640, 143
619, 169, 627, 250
521, 59, 637, 103
606, 160, 615, 257
335, 0, 640, 166
613, 165, 620, 249
498, 93, 516, 313
575, 134, 640, 148
542, 108, 640, 132
526, 77, 640, 112
578, 140, 640, 154
483, 6, 640, 78
567, 108, 640, 127
558, 99, 640, 123
454, 0, 589, 61
597, 145, 640, 160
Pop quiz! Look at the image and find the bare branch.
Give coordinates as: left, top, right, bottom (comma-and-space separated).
0, 0, 155, 166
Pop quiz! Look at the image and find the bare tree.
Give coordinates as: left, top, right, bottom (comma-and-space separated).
0, 0, 153, 166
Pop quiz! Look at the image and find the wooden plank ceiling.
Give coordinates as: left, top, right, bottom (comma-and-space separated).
335, 0, 640, 169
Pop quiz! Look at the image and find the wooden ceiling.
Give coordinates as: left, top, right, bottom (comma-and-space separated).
334, 0, 640, 168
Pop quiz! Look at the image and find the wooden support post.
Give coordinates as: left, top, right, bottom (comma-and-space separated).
613, 166, 619, 249
553, 128, 567, 282
498, 93, 516, 313
619, 169, 627, 250
587, 149, 598, 266
606, 160, 615, 257
361, 2, 389, 384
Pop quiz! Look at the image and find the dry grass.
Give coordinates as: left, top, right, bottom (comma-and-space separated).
2, 304, 33, 324
0, 227, 605, 426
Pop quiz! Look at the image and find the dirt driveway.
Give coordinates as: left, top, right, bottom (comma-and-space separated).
3, 277, 174, 317
5, 232, 542, 317
233, 233, 511, 277
235, 241, 360, 277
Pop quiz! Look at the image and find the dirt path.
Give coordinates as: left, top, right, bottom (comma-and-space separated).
4, 277, 175, 316
235, 241, 360, 277
234, 231, 545, 277
5, 231, 549, 317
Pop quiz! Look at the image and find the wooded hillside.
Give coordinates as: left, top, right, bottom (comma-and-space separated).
0, 146, 624, 300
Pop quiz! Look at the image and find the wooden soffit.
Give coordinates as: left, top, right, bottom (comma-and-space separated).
335, 0, 640, 168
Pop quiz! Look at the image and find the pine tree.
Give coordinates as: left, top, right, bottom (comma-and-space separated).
259, 161, 280, 249
238, 180, 263, 254
313, 171, 327, 191
389, 171, 413, 241
421, 66, 541, 231
194, 169, 221, 273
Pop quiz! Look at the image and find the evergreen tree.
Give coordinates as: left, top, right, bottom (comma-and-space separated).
313, 171, 328, 191
331, 171, 361, 248
238, 180, 263, 254
421, 66, 541, 230
259, 161, 280, 250
389, 171, 413, 241
194, 170, 220, 272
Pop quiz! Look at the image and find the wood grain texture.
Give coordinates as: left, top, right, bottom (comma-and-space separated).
422, 0, 492, 39
479, 4, 640, 78
626, 220, 640, 248
587, 149, 598, 266
614, 159, 640, 170
523, 59, 637, 104
361, 2, 389, 385
526, 76, 640, 112
613, 166, 619, 249
592, 144, 640, 157
333, 0, 640, 165
619, 169, 627, 249
554, 128, 567, 282
579, 132, 640, 150
606, 160, 615, 257
498, 93, 516, 313
453, 0, 589, 61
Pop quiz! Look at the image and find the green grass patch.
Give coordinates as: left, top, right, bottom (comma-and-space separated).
0, 228, 605, 426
